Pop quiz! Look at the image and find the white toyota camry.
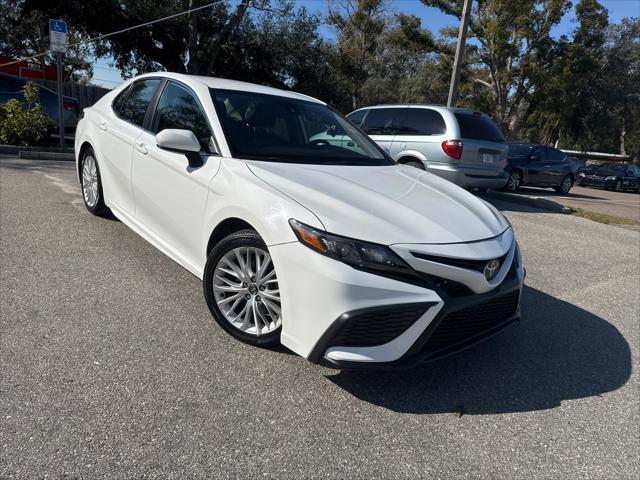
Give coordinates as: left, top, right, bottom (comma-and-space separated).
75, 72, 525, 369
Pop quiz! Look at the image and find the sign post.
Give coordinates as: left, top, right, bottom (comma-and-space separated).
49, 19, 68, 147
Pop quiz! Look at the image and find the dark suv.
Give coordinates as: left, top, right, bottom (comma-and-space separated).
504, 143, 578, 194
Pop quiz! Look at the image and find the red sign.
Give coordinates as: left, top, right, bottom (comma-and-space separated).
0, 56, 58, 80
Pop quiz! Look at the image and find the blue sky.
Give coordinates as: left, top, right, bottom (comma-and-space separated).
92, 0, 640, 88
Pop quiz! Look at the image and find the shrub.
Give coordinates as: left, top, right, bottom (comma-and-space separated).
0, 81, 52, 145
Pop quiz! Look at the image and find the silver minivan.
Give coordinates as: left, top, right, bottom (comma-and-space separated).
346, 105, 509, 189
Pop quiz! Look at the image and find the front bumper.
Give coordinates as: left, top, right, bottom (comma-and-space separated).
269, 231, 524, 369
578, 175, 613, 188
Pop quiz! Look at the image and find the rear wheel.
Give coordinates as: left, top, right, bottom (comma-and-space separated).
203, 230, 282, 347
403, 160, 425, 170
504, 170, 521, 192
81, 148, 109, 216
555, 175, 573, 195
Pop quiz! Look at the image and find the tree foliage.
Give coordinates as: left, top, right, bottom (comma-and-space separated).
0, 81, 52, 145
1, 0, 638, 156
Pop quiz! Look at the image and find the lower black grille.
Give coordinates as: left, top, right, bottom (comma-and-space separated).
422, 290, 520, 353
330, 303, 431, 347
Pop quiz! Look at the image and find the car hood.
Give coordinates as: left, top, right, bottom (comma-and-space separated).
246, 162, 510, 245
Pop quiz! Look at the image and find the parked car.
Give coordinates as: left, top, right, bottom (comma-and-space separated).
74, 72, 525, 369
577, 162, 640, 192
0, 73, 80, 133
345, 105, 509, 190
503, 143, 578, 194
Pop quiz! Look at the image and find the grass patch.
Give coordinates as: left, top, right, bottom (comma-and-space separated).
571, 208, 638, 225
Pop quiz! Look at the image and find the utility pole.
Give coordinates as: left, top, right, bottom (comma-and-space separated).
447, 0, 473, 108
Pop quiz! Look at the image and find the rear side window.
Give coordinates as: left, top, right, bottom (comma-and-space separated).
346, 109, 367, 127
454, 113, 505, 143
396, 108, 446, 135
361, 108, 404, 135
112, 86, 130, 114
151, 82, 212, 151
119, 79, 161, 127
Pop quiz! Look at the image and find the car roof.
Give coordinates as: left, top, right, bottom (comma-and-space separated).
349, 104, 492, 119
133, 72, 325, 105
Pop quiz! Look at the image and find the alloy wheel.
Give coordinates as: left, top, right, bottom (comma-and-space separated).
82, 155, 99, 207
508, 171, 521, 191
212, 246, 281, 336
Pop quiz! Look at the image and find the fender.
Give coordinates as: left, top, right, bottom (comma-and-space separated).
394, 149, 428, 164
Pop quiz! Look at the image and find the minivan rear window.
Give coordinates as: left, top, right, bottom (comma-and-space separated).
454, 113, 505, 143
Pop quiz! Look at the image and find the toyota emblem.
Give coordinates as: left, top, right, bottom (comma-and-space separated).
484, 259, 501, 280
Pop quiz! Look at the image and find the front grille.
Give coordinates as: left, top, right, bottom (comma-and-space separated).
410, 252, 508, 273
419, 273, 473, 296
422, 290, 520, 353
330, 303, 431, 347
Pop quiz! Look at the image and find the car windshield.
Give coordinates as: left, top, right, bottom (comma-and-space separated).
508, 144, 535, 158
210, 89, 393, 165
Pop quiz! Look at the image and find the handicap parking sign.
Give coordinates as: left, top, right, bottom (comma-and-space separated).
49, 19, 68, 52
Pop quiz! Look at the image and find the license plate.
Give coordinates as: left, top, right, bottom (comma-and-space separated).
480, 153, 499, 164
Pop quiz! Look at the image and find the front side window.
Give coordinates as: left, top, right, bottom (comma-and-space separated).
547, 147, 566, 162
211, 89, 392, 166
152, 82, 212, 151
360, 108, 404, 135
396, 108, 446, 135
119, 79, 161, 127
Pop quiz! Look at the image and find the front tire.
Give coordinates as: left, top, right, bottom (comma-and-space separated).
80, 148, 109, 216
203, 230, 282, 347
614, 179, 622, 192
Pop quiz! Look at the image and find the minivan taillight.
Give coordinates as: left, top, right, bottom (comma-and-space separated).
442, 140, 463, 160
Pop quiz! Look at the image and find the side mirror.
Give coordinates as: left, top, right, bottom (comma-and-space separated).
156, 129, 204, 169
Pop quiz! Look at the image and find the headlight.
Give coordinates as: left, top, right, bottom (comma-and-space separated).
606, 176, 617, 181
289, 219, 418, 279
578, 172, 585, 177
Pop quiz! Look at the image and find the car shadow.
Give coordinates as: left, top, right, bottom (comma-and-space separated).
325, 285, 631, 415
517, 186, 604, 200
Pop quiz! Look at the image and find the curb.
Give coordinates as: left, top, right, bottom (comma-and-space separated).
18, 151, 75, 161
482, 191, 573, 214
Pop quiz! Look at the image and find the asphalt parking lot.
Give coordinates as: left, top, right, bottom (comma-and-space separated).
1, 158, 638, 479
509, 185, 640, 223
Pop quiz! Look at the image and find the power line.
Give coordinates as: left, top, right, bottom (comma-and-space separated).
0, 0, 228, 69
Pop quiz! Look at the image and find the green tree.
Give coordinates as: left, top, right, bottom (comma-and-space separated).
422, 0, 571, 137
0, 81, 52, 145
0, 0, 94, 82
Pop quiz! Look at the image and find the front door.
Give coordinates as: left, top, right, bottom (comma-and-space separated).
131, 81, 221, 268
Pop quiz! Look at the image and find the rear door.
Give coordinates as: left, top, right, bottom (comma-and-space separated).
97, 78, 161, 214
389, 107, 447, 162
360, 107, 404, 153
454, 112, 507, 175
